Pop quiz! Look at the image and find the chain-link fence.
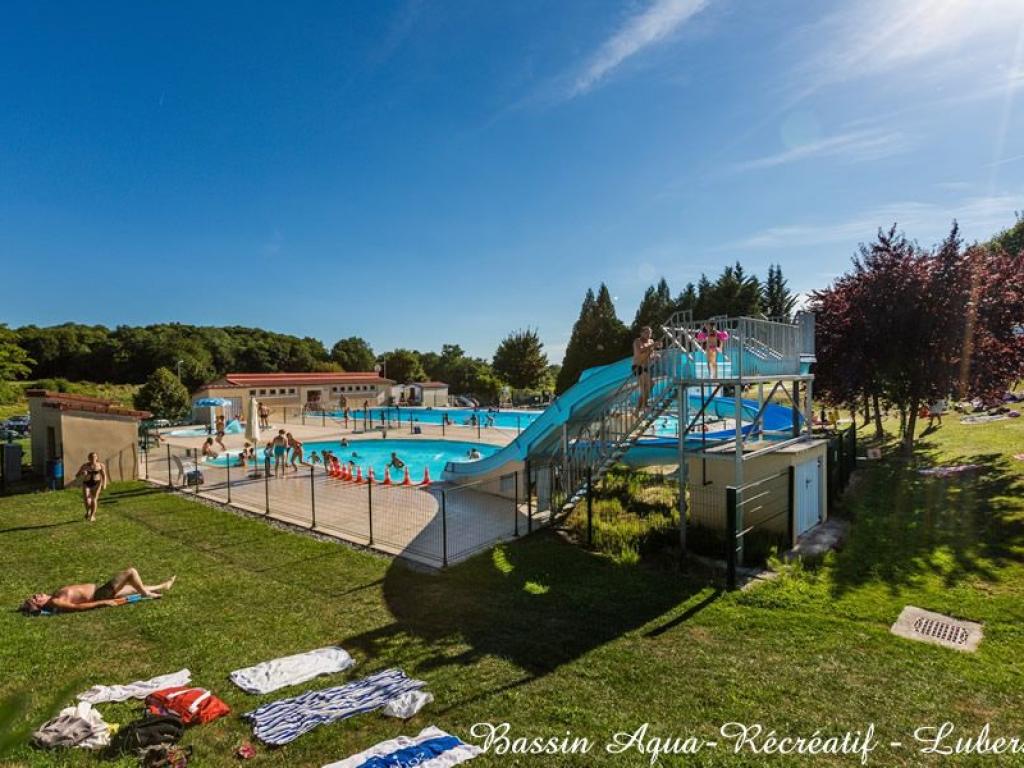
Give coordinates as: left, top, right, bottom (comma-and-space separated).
256, 406, 531, 440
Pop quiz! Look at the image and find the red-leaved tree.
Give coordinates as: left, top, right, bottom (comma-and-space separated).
811, 223, 1024, 454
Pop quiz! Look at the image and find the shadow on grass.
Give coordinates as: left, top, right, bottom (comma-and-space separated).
830, 448, 1024, 597
343, 532, 709, 681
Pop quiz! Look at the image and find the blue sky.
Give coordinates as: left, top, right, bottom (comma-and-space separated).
2, 1, 1023, 361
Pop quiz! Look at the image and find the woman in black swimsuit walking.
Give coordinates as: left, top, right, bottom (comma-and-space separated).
75, 452, 107, 522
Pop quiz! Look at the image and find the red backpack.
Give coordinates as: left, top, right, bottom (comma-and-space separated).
146, 687, 231, 725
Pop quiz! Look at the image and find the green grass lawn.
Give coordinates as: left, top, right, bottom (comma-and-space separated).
1, 410, 1023, 766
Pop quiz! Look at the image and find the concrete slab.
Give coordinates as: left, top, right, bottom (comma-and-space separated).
890, 606, 983, 652
785, 518, 849, 560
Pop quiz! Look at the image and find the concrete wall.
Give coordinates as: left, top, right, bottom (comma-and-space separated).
687, 439, 828, 542
28, 404, 140, 487
197, 383, 391, 412
419, 388, 448, 407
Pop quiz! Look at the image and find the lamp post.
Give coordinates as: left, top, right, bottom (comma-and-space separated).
176, 360, 184, 381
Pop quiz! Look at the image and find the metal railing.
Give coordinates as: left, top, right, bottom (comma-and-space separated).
662, 311, 805, 379
138, 435, 524, 568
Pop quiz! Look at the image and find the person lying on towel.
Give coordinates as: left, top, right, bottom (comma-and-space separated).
19, 567, 176, 615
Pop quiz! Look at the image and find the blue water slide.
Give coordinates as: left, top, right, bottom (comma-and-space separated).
443, 352, 800, 480
443, 356, 635, 480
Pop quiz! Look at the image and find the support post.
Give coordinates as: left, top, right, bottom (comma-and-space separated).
226, 455, 231, 504
192, 450, 199, 496
804, 378, 814, 439
144, 433, 150, 479
309, 465, 316, 529
787, 464, 796, 548
586, 467, 593, 547
734, 386, 744, 489
264, 456, 270, 515
677, 384, 688, 554
441, 489, 448, 567
367, 477, 374, 545
167, 445, 172, 488
791, 381, 800, 439
525, 459, 533, 533
726, 486, 738, 590
514, 470, 520, 537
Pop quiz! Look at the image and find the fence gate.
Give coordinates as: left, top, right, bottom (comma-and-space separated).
794, 457, 821, 536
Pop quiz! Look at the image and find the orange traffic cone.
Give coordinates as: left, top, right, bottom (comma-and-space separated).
401, 466, 412, 486
355, 467, 364, 484
420, 466, 431, 486
383, 467, 392, 486
343, 464, 352, 481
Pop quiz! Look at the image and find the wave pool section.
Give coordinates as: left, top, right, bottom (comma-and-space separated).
205, 438, 499, 480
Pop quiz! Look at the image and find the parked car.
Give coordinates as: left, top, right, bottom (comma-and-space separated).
3, 416, 30, 435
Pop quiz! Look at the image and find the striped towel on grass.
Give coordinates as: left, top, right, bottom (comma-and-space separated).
243, 668, 425, 746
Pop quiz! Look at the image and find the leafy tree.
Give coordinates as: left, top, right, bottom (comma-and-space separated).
762, 264, 797, 320
812, 222, 1024, 454
381, 349, 426, 383
695, 263, 763, 318
330, 336, 375, 371
492, 328, 549, 389
134, 367, 191, 420
991, 212, 1024, 257
630, 278, 674, 337
556, 284, 629, 393
0, 324, 32, 382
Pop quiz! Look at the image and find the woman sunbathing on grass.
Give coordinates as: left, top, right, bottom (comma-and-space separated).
19, 567, 176, 615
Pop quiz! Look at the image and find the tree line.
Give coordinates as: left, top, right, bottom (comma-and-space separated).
557, 263, 796, 392
0, 321, 558, 411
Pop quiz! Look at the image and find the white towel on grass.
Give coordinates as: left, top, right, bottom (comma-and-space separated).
322, 725, 481, 768
77, 668, 192, 704
230, 646, 354, 695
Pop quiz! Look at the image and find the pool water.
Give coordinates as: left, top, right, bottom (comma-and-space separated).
206, 438, 498, 480
326, 406, 541, 431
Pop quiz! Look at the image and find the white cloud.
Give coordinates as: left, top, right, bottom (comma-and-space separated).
719, 193, 1024, 251
800, 0, 1024, 88
570, 0, 709, 97
732, 129, 911, 171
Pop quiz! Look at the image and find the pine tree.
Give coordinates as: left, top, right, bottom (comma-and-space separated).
630, 277, 674, 337
762, 264, 797, 320
556, 284, 629, 393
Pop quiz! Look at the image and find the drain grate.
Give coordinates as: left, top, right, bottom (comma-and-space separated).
890, 606, 983, 652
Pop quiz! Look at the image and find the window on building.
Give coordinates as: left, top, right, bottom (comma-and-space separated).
249, 389, 256, 395
259, 389, 266, 395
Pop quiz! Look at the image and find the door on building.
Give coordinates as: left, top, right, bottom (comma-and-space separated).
794, 457, 821, 536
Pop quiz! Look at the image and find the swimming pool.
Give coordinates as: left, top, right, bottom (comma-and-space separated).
205, 438, 498, 480
168, 420, 243, 438
325, 406, 542, 431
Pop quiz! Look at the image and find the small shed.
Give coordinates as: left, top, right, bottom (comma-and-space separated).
26, 390, 151, 488
408, 382, 449, 407
688, 439, 829, 547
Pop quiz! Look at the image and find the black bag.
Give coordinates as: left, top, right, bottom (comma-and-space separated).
112, 713, 184, 755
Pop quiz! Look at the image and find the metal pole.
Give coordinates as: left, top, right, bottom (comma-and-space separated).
677, 385, 688, 554
367, 476, 374, 545
477, 419, 481, 439
167, 444, 172, 488
726, 486, 738, 590
441, 489, 449, 567
787, 465, 796, 548
586, 467, 593, 547
264, 456, 270, 515
791, 381, 800, 439
226, 454, 231, 504
310, 465, 316, 529
514, 470, 519, 537
734, 386, 744, 489
144, 432, 149, 479
804, 378, 814, 439
525, 459, 533, 533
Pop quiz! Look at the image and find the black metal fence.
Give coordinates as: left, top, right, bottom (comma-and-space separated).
139, 433, 524, 568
